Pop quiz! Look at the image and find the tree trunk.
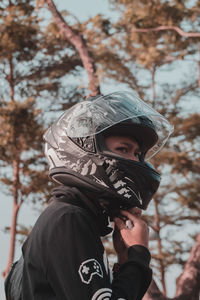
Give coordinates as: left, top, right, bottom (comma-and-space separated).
143, 233, 200, 299
198, 46, 200, 87
45, 0, 100, 97
8, 55, 14, 102
174, 233, 200, 300
143, 280, 169, 300
2, 202, 20, 279
154, 196, 167, 296
152, 65, 156, 106
2, 159, 21, 279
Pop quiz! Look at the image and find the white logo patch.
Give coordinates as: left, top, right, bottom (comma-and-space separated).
79, 259, 103, 284
91, 288, 112, 300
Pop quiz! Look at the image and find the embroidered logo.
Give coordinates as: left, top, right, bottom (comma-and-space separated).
91, 288, 112, 300
78, 259, 103, 284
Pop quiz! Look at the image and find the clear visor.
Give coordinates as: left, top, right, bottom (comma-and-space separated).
44, 91, 174, 159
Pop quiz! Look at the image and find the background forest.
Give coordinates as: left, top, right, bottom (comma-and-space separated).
0, 0, 200, 299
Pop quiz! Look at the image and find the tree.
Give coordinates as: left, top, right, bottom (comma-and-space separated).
0, 99, 49, 278
0, 0, 87, 278
1, 0, 200, 298
44, 0, 100, 97
105, 0, 200, 298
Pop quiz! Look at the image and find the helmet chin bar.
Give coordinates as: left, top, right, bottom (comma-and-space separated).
49, 154, 160, 214
50, 168, 124, 213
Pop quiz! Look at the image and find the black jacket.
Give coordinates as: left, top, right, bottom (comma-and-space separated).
21, 186, 152, 300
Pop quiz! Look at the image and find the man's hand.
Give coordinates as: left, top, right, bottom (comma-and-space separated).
113, 208, 149, 264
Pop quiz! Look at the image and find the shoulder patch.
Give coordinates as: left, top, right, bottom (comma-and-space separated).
78, 259, 103, 284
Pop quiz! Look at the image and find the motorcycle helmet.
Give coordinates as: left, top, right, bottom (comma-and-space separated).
44, 91, 173, 212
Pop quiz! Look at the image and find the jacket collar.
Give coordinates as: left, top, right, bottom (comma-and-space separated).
49, 185, 112, 236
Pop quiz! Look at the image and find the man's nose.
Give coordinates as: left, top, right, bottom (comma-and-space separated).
127, 153, 139, 162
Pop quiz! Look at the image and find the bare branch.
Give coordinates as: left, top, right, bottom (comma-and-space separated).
132, 26, 200, 38
171, 83, 199, 104
45, 0, 100, 97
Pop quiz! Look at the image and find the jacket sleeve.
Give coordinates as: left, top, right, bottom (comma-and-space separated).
44, 208, 152, 300
112, 245, 152, 300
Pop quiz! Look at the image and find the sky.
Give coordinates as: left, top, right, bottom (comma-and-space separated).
0, 0, 199, 299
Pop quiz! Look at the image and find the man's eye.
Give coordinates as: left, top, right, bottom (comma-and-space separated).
116, 147, 128, 153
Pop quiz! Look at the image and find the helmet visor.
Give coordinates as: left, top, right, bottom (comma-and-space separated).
44, 91, 174, 159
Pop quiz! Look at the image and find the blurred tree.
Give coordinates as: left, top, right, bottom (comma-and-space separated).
0, 99, 49, 278
0, 0, 84, 107
1, 0, 200, 298
37, 0, 200, 297
104, 0, 200, 298
0, 0, 83, 278
44, 0, 100, 97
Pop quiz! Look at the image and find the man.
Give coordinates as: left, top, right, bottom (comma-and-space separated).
5, 91, 173, 300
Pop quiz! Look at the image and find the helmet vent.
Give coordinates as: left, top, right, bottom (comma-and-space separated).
70, 136, 96, 153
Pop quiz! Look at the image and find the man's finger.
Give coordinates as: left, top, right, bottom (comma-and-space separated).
128, 207, 142, 216
113, 217, 126, 230
120, 210, 141, 223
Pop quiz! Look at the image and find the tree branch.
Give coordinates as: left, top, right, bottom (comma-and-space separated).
45, 0, 100, 96
171, 83, 198, 104
132, 26, 200, 38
